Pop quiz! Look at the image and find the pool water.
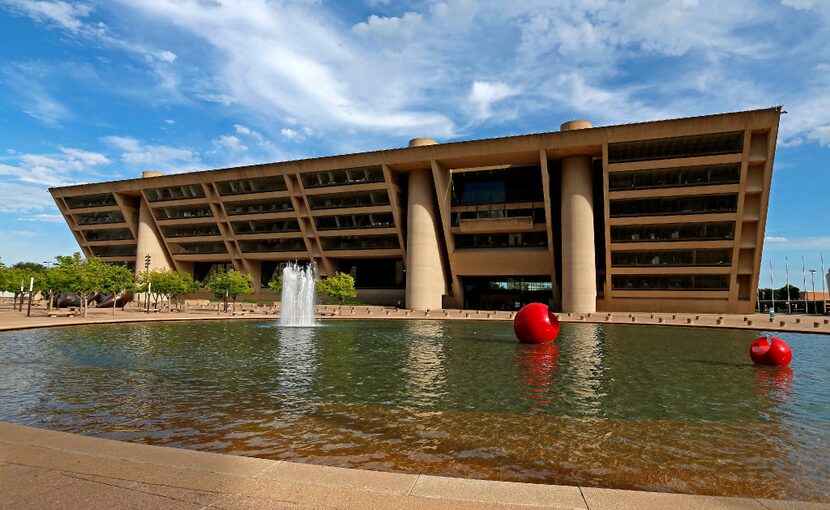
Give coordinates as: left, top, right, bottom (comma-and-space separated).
1, 320, 828, 501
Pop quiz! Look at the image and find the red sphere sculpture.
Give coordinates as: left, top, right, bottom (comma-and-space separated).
750, 336, 792, 367
513, 303, 560, 344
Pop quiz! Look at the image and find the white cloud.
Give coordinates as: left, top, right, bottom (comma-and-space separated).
0, 181, 57, 213
0, 147, 110, 187
154, 50, 177, 63
102, 136, 199, 171
1, 62, 71, 125
765, 236, 830, 251
197, 93, 235, 105
213, 135, 247, 152
766, 236, 789, 243
352, 12, 424, 40
5, 0, 93, 33
469, 81, 519, 120
20, 213, 65, 223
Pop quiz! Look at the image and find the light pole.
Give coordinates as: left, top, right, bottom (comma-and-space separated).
144, 254, 151, 314
809, 269, 817, 314
26, 276, 34, 317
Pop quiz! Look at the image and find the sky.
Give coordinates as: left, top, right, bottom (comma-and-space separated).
0, 0, 828, 290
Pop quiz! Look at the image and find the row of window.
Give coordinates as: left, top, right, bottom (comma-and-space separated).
610, 194, 737, 217
608, 131, 744, 164
239, 239, 306, 253
216, 176, 287, 196
451, 208, 546, 226
65, 193, 117, 209
612, 274, 730, 290
301, 166, 384, 189
233, 219, 300, 234
611, 248, 732, 267
89, 244, 137, 258
75, 210, 125, 225
316, 213, 394, 230
169, 242, 227, 255
161, 223, 221, 238
451, 166, 544, 206
145, 184, 205, 202
320, 235, 399, 251
455, 232, 548, 249
154, 205, 213, 220
307, 190, 390, 210
83, 228, 134, 241
611, 222, 735, 243
225, 198, 293, 216
608, 163, 740, 191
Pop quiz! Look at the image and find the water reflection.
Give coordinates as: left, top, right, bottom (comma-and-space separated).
515, 342, 559, 411
401, 321, 447, 408
275, 327, 317, 397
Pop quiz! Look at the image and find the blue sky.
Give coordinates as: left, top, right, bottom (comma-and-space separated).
0, 0, 828, 290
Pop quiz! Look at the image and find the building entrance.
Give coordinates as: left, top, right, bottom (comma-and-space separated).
462, 276, 553, 311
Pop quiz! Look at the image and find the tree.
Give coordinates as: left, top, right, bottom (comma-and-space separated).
0, 262, 44, 311
318, 272, 356, 314
143, 270, 199, 312
207, 270, 252, 312
55, 253, 106, 318
774, 284, 800, 303
99, 264, 136, 315
36, 265, 72, 311
267, 274, 283, 293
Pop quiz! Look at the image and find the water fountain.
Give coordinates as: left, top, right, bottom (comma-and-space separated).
279, 262, 318, 327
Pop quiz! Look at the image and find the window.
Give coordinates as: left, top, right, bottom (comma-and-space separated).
455, 232, 548, 249
612, 274, 730, 290
611, 222, 735, 242
320, 235, 399, 250
154, 205, 213, 220
161, 223, 221, 238
65, 193, 117, 209
301, 166, 384, 188
610, 194, 738, 217
315, 213, 394, 230
238, 238, 307, 253
451, 166, 543, 205
215, 176, 287, 195
224, 198, 293, 216
307, 190, 389, 210
90, 244, 137, 257
169, 242, 227, 255
232, 219, 300, 234
83, 228, 133, 241
144, 184, 205, 202
611, 249, 732, 267
609, 164, 741, 191
75, 211, 125, 225
451, 208, 545, 226
608, 131, 744, 163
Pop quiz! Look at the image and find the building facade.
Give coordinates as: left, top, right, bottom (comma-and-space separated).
49, 108, 781, 314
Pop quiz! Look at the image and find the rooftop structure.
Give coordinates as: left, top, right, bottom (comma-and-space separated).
49, 107, 782, 313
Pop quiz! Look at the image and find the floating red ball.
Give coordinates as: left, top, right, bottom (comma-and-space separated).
750, 336, 792, 367
513, 303, 560, 344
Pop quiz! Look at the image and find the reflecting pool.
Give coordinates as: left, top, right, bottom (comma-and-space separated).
0, 320, 828, 501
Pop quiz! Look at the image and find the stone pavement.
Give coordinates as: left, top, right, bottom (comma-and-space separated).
1, 304, 829, 334
1, 422, 827, 510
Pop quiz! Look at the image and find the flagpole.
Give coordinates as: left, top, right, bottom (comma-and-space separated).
785, 256, 791, 314
768, 259, 776, 313
821, 253, 827, 314
802, 256, 809, 314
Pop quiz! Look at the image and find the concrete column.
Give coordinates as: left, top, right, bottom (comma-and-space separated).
136, 199, 171, 274
560, 154, 596, 313
405, 168, 446, 310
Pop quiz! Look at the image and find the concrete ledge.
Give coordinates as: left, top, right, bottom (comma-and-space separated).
1, 422, 827, 509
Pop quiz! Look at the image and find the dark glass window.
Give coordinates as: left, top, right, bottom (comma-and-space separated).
83, 228, 133, 241
224, 198, 293, 216
169, 242, 227, 255
455, 232, 548, 249
307, 190, 389, 210
451, 208, 546, 226
608, 131, 744, 163
611, 222, 735, 242
144, 184, 205, 202
231, 219, 300, 234
301, 166, 384, 188
75, 210, 125, 225
215, 176, 287, 195
610, 194, 737, 217
65, 193, 117, 209
238, 238, 307, 253
161, 223, 221, 238
90, 244, 137, 258
154, 205, 213, 220
612, 274, 730, 290
451, 166, 543, 205
320, 235, 399, 250
338, 258, 404, 289
609, 164, 741, 191
611, 249, 732, 267
315, 213, 394, 230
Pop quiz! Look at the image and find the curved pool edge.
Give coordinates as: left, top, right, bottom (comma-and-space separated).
1, 307, 829, 335
2, 421, 826, 509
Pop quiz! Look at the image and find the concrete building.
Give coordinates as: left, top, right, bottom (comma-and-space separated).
49, 108, 781, 313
